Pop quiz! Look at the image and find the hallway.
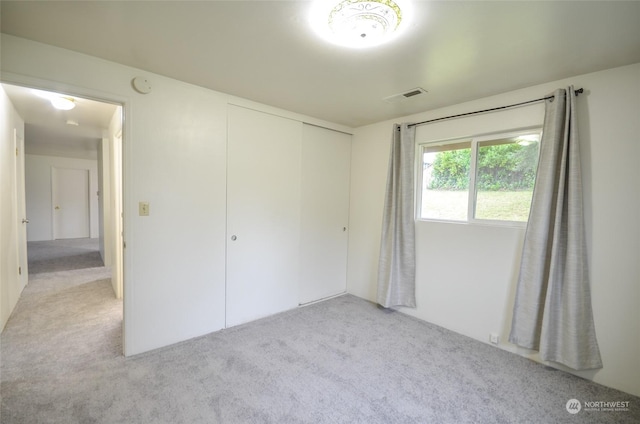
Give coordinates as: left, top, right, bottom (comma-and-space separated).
1, 238, 122, 421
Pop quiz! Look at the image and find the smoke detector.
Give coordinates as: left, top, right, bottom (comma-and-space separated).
383, 87, 427, 103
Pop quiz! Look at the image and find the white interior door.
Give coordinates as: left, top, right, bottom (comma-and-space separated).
299, 124, 352, 304
14, 129, 28, 290
226, 105, 302, 327
52, 167, 90, 239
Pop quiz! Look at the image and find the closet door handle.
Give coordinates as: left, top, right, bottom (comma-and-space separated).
231, 235, 237, 241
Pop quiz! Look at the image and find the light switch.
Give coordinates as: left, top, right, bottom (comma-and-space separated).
139, 201, 150, 216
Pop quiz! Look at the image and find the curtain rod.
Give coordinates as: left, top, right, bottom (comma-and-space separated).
406, 88, 583, 129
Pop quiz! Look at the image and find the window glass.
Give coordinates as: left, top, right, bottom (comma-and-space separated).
418, 130, 541, 224
475, 135, 539, 221
420, 141, 471, 221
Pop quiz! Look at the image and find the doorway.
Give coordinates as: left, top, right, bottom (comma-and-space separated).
1, 81, 125, 353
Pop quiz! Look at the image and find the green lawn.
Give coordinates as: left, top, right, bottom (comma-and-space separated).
421, 190, 533, 222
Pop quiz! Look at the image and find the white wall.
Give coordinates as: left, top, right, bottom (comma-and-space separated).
0, 34, 350, 355
25, 154, 99, 241
348, 63, 640, 397
0, 85, 26, 331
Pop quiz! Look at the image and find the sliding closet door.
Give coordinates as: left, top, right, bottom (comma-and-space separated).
226, 105, 302, 327
299, 124, 351, 304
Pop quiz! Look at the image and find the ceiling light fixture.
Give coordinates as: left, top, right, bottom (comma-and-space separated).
310, 0, 411, 48
50, 96, 76, 111
31, 88, 76, 110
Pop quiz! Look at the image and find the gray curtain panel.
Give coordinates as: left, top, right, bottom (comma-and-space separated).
377, 123, 417, 308
509, 87, 602, 370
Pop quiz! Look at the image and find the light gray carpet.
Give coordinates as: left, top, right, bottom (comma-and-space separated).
27, 238, 105, 274
1, 245, 639, 423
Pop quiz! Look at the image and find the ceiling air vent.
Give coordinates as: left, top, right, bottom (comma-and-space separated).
383, 87, 427, 103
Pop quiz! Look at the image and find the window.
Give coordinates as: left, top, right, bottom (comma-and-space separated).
419, 130, 541, 224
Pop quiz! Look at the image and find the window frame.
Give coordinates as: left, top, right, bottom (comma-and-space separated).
416, 127, 542, 227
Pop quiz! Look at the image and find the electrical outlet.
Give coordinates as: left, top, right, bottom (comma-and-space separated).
490, 333, 500, 344
139, 201, 150, 216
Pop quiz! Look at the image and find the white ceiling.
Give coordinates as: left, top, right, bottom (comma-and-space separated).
1, 1, 640, 130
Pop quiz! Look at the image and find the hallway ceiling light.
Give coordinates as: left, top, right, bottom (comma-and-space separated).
50, 96, 76, 110
31, 88, 76, 110
310, 0, 411, 48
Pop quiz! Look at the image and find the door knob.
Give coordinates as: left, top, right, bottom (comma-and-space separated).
231, 235, 237, 241
55, 206, 60, 210
22, 219, 29, 224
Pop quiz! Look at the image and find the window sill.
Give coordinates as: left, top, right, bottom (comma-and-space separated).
416, 218, 527, 230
